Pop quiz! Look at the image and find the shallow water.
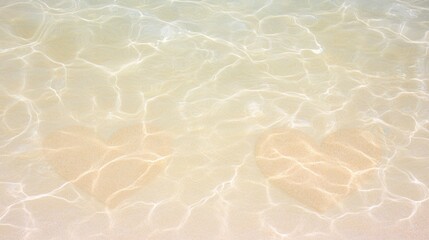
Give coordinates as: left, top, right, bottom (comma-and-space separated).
1, 0, 429, 239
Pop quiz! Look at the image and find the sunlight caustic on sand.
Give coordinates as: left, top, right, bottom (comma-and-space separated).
0, 0, 428, 239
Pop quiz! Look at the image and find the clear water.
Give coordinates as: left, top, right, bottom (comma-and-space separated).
0, 0, 428, 239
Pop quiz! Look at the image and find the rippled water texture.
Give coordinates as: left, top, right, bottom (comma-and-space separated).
1, 0, 429, 239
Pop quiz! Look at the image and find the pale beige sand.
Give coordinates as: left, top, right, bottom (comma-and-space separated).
1, 1, 428, 239
255, 128, 383, 212
42, 124, 173, 208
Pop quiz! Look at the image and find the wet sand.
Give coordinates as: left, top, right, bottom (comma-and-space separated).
0, 0, 428, 239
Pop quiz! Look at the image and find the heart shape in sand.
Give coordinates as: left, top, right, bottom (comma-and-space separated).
43, 124, 173, 208
255, 128, 382, 212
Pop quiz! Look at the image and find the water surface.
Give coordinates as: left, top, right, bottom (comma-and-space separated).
1, 0, 428, 239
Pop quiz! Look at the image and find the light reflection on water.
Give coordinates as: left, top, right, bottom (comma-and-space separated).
0, 0, 428, 239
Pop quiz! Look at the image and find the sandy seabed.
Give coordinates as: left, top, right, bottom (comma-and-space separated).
1, 0, 429, 239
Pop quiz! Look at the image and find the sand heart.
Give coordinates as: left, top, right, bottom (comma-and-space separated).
255, 128, 383, 212
43, 124, 173, 208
